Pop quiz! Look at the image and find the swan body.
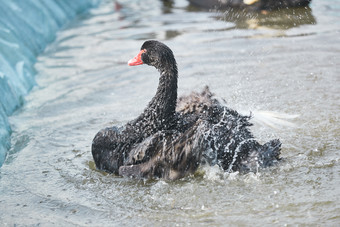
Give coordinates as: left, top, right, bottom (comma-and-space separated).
92, 40, 281, 180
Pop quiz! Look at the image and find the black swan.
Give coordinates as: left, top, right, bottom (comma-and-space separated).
92, 40, 281, 180
188, 0, 312, 11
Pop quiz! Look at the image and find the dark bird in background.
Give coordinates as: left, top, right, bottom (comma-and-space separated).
188, 0, 312, 12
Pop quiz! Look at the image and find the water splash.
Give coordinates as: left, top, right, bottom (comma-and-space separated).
243, 110, 299, 128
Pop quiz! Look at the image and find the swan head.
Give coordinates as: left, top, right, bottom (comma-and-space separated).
128, 40, 177, 72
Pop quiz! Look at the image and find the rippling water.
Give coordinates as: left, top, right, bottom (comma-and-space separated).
1, 0, 339, 225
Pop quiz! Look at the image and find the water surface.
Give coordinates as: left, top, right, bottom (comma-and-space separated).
1, 0, 339, 225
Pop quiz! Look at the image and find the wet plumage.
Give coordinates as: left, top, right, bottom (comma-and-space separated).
92, 40, 281, 180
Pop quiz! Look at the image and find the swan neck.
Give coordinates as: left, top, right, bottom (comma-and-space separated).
154, 67, 178, 115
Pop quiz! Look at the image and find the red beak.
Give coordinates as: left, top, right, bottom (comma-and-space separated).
128, 49, 146, 66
